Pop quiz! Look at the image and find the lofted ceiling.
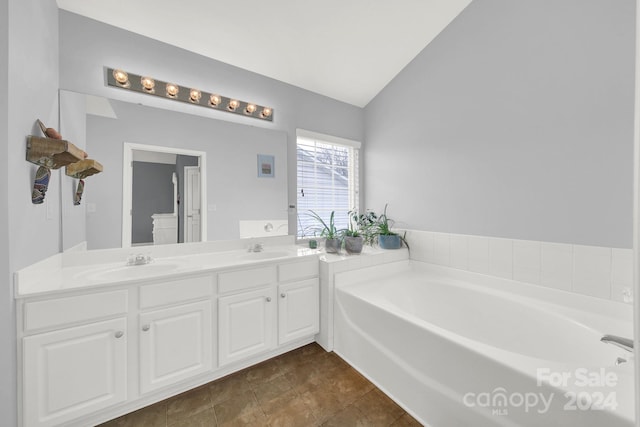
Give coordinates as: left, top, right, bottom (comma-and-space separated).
56, 0, 472, 107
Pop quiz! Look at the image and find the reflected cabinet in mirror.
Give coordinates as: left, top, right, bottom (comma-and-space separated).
59, 90, 289, 251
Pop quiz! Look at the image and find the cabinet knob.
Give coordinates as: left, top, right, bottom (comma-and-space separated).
114, 331, 124, 339
265, 297, 272, 302
280, 293, 286, 298
142, 324, 150, 332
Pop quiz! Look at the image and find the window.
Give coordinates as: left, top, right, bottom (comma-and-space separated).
296, 130, 360, 238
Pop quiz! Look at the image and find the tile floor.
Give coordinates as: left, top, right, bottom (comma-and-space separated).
99, 343, 423, 426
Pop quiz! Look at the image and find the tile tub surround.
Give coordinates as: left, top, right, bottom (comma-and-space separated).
98, 343, 421, 427
403, 229, 633, 303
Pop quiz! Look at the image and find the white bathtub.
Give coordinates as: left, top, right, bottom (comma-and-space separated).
334, 260, 635, 427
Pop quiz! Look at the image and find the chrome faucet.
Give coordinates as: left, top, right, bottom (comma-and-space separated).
248, 242, 264, 252
127, 253, 153, 266
601, 334, 634, 353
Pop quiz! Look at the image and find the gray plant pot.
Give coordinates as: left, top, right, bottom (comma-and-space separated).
325, 238, 342, 253
344, 236, 364, 254
378, 234, 402, 249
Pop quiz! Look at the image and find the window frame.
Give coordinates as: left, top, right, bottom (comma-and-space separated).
295, 129, 361, 240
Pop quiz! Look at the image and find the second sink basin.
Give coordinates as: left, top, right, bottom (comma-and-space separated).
85, 261, 187, 282
240, 250, 292, 261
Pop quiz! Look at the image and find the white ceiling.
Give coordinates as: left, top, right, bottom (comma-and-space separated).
56, 0, 472, 107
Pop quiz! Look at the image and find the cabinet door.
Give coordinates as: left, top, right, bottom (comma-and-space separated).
23, 318, 127, 427
218, 287, 276, 366
278, 279, 319, 345
139, 300, 212, 394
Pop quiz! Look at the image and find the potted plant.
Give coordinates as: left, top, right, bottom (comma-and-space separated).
350, 210, 378, 246
308, 210, 342, 253
374, 204, 409, 250
343, 209, 376, 254
343, 213, 363, 254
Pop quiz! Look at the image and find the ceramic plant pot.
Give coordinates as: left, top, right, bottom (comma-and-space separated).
344, 236, 364, 254
325, 238, 342, 253
378, 234, 402, 249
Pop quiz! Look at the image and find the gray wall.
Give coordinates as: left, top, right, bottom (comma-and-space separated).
58, 11, 365, 238
132, 162, 176, 244
60, 90, 88, 250
364, 0, 636, 248
85, 99, 288, 249
5, 1, 60, 426
0, 2, 10, 426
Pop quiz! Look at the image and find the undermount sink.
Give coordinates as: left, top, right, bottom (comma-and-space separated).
85, 261, 187, 282
240, 250, 291, 261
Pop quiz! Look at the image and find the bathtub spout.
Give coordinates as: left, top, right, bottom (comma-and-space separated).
601, 334, 634, 353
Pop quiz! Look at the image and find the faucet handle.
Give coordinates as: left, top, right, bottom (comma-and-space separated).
247, 242, 264, 252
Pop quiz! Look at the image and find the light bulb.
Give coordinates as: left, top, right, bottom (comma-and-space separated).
228, 99, 240, 111
245, 104, 257, 114
166, 83, 179, 98
141, 76, 155, 92
261, 107, 272, 118
113, 69, 129, 86
209, 94, 221, 106
189, 89, 202, 103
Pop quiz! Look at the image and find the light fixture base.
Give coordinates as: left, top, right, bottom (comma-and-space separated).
105, 67, 274, 122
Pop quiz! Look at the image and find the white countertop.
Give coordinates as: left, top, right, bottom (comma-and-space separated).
15, 241, 320, 298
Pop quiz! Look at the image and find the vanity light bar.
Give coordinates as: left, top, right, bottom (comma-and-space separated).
106, 67, 274, 122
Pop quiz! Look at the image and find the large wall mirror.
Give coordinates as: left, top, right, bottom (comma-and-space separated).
59, 90, 289, 251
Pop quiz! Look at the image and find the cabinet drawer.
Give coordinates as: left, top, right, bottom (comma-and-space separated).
140, 275, 213, 309
24, 290, 128, 333
218, 266, 276, 294
278, 259, 319, 282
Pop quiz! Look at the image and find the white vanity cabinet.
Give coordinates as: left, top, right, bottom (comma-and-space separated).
218, 287, 277, 365
17, 250, 320, 427
278, 279, 319, 345
217, 266, 277, 366
138, 276, 214, 394
277, 259, 320, 345
21, 291, 129, 427
218, 259, 319, 366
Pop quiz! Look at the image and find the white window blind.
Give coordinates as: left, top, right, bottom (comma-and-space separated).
296, 132, 360, 238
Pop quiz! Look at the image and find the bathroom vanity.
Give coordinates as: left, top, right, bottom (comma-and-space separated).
15, 243, 319, 427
